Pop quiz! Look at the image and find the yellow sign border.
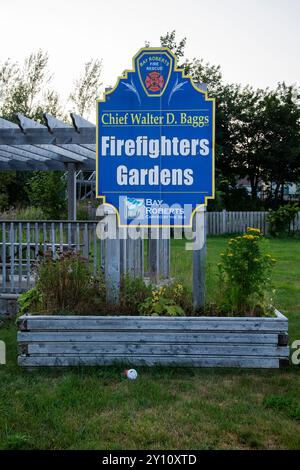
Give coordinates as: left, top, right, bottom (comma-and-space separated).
96, 47, 215, 229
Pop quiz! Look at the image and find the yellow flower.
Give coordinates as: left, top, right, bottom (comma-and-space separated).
247, 227, 261, 234
220, 253, 225, 256
227, 253, 233, 257
243, 234, 255, 240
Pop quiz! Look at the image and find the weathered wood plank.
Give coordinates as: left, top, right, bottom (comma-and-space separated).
67, 167, 77, 222
18, 355, 280, 368
148, 228, 159, 283
9, 222, 15, 291
26, 223, 31, 289
22, 317, 288, 332
104, 212, 120, 304
19, 312, 285, 321
18, 222, 22, 290
17, 331, 280, 344
1, 223, 7, 291
0, 126, 96, 145
25, 342, 289, 357
193, 207, 206, 310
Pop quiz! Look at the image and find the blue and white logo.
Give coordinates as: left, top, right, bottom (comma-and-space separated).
125, 197, 145, 219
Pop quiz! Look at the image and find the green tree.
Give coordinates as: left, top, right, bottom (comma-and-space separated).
263, 83, 300, 203
69, 59, 102, 117
159, 30, 187, 61
26, 172, 66, 219
158, 31, 300, 208
231, 86, 270, 201
0, 50, 64, 122
0, 172, 15, 210
0, 51, 66, 211
159, 31, 239, 200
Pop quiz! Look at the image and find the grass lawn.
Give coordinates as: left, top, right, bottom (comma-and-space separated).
0, 236, 299, 450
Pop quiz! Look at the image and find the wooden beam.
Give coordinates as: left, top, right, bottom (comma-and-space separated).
105, 212, 120, 305
43, 115, 95, 161
148, 227, 170, 282
0, 127, 95, 145
71, 113, 96, 131
67, 163, 77, 220
0, 144, 65, 169
193, 206, 207, 311
0, 114, 96, 171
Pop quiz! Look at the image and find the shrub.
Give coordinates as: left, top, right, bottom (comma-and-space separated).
164, 282, 193, 315
267, 203, 299, 237
76, 203, 90, 221
76, 201, 96, 220
119, 275, 152, 315
217, 227, 276, 315
138, 285, 185, 317
119, 278, 191, 316
26, 171, 67, 219
14, 206, 46, 220
36, 251, 91, 313
0, 193, 9, 211
18, 287, 42, 316
22, 251, 106, 314
138, 295, 183, 316
0, 206, 46, 221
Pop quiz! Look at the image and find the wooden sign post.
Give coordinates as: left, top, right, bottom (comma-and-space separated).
193, 206, 207, 311
148, 227, 170, 283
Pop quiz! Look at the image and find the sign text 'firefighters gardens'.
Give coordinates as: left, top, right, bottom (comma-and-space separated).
96, 47, 215, 227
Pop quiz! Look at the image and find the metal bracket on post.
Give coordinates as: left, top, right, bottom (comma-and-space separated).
193, 206, 207, 311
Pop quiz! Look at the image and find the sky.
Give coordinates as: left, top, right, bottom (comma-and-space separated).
0, 0, 299, 114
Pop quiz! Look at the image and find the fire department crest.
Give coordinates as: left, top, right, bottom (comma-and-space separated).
145, 71, 164, 92
135, 49, 173, 97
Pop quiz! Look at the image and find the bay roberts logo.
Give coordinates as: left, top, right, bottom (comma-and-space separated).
137, 50, 173, 96
125, 197, 145, 219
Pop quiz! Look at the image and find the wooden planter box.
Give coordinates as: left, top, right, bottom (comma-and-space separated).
17, 310, 289, 369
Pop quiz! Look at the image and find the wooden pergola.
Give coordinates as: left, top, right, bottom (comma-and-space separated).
0, 113, 96, 220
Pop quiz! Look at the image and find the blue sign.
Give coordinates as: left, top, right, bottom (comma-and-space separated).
96, 47, 215, 227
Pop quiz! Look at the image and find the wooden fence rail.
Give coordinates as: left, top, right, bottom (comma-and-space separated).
0, 221, 103, 293
206, 210, 300, 235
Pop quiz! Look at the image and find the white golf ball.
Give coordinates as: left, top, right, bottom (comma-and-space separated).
126, 369, 138, 380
